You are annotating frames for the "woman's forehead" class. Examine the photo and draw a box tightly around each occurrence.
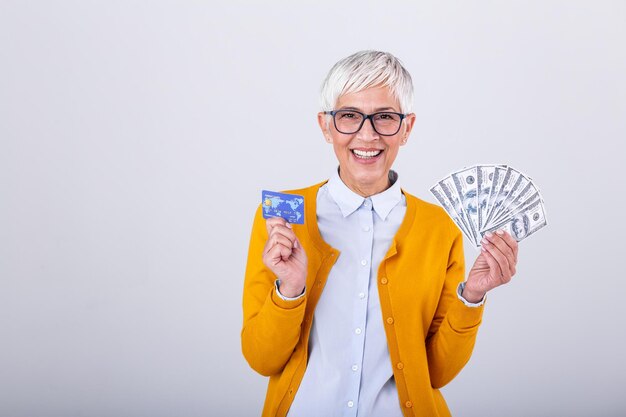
[335,86,400,111]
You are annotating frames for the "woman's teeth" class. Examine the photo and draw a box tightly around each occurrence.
[352,149,382,159]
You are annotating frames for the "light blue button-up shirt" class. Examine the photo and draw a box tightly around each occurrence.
[286,169,406,417]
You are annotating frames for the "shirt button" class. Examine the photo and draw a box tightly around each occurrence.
[355,328,362,335]
[360,259,367,266]
[386,317,394,324]
[405,401,413,408]
[358,292,365,299]
[397,362,404,370]
[347,401,354,408]
[363,225,370,232]
[380,277,388,285]
[351,364,358,371]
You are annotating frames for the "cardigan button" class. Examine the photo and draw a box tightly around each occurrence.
[405,400,413,408]
[386,317,394,324]
[380,277,388,285]
[396,362,404,370]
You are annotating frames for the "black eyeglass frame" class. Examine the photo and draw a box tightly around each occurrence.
[323,110,407,136]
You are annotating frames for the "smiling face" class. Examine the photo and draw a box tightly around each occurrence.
[318,86,415,197]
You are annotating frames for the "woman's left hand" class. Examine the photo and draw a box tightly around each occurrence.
[463,230,519,303]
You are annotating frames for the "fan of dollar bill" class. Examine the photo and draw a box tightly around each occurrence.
[430,165,548,248]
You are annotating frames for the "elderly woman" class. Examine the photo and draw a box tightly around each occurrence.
[242,51,519,417]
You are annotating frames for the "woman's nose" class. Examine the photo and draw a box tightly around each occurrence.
[356,117,380,141]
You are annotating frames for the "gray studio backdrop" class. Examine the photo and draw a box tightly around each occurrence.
[1,1,625,416]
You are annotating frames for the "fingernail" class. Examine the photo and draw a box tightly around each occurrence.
[481,246,487,252]
[481,238,489,245]
[285,222,292,229]
[496,229,504,235]
[485,232,493,237]
[294,240,299,249]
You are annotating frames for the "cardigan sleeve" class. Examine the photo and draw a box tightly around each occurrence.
[425,221,485,388]
[240,205,307,376]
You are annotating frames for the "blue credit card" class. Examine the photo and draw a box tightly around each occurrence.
[261,190,305,224]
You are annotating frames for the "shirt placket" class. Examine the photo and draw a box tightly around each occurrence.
[345,198,375,416]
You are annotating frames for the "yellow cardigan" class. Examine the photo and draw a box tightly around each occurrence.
[241,181,484,417]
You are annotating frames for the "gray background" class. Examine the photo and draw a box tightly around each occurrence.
[1,1,625,416]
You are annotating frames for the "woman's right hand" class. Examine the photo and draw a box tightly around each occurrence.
[262,217,308,298]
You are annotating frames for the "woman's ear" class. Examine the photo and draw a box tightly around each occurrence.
[317,112,333,143]
[403,113,416,137]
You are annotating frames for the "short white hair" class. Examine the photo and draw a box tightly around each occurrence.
[319,50,414,113]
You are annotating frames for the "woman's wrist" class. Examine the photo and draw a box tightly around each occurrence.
[277,281,305,298]
[461,283,486,304]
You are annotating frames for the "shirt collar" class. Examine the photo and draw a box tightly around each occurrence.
[326,167,402,221]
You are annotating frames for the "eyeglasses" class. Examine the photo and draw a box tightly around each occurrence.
[324,110,407,136]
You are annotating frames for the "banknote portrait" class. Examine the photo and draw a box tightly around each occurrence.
[511,215,529,240]
[463,188,478,216]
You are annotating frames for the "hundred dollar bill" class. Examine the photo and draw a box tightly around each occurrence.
[451,166,480,241]
[485,171,529,228]
[430,183,474,243]
[494,172,527,219]
[481,197,548,242]
[438,176,478,245]
[483,165,508,226]
[476,164,499,231]
[490,178,541,226]
[488,192,541,227]
[484,166,521,228]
